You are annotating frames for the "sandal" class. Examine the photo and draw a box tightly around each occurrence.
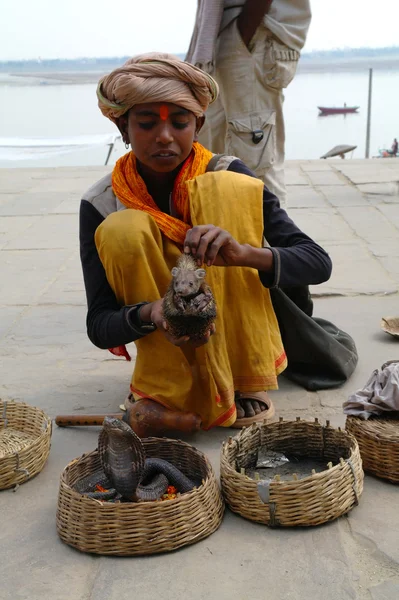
[231,391,276,429]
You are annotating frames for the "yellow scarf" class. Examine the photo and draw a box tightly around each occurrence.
[112,141,213,245]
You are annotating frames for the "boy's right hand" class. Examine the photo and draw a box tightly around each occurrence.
[149,299,215,348]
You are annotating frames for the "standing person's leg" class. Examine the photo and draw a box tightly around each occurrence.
[213,20,299,204]
[248,80,286,204]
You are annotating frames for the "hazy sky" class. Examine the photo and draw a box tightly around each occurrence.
[1,0,398,61]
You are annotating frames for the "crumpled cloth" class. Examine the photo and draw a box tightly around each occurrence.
[185,0,225,72]
[343,362,399,419]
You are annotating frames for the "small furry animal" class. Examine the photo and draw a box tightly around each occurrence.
[162,254,217,339]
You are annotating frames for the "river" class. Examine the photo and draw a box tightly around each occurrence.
[0,67,398,167]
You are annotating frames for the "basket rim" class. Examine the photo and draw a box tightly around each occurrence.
[346,414,399,443]
[0,399,51,424]
[61,437,214,506]
[0,399,52,458]
[221,418,360,488]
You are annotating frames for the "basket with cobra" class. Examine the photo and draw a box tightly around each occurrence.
[0,399,52,490]
[346,415,399,483]
[220,417,363,527]
[57,436,224,555]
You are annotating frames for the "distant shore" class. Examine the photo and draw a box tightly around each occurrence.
[1,54,399,86]
[298,55,399,73]
[0,72,104,86]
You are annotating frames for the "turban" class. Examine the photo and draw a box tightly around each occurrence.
[97,52,219,123]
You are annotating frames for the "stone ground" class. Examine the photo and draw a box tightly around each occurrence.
[0,159,398,600]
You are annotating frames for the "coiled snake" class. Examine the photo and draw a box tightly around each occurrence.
[74,417,195,501]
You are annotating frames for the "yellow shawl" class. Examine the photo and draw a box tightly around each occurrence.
[96,154,287,429]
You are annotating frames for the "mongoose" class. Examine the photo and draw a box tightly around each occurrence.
[162,254,217,339]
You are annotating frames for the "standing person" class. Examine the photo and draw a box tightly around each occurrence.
[389,138,398,156]
[186,0,312,203]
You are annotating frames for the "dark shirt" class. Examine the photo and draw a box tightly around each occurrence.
[80,158,332,349]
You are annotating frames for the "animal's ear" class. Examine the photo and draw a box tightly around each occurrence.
[171,267,179,276]
[195,269,206,280]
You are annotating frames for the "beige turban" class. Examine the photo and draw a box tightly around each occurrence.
[97,52,219,123]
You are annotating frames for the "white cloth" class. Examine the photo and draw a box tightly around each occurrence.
[185,0,225,72]
[343,362,399,420]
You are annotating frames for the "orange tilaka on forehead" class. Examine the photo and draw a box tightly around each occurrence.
[159,104,169,121]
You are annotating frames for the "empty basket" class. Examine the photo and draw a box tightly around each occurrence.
[221,417,363,527]
[0,399,52,490]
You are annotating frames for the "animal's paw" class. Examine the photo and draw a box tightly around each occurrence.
[190,292,212,312]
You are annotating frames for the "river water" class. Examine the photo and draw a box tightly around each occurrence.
[0,68,398,167]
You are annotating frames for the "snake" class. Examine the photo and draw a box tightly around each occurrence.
[73,416,195,502]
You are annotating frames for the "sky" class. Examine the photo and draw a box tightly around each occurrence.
[1,0,398,61]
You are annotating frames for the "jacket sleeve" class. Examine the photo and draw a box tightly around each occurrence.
[227,159,332,288]
[79,200,150,349]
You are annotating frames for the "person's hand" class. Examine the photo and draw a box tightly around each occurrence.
[186,322,216,348]
[184,225,248,267]
[149,299,216,347]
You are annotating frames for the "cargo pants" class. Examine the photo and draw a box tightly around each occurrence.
[198,18,300,204]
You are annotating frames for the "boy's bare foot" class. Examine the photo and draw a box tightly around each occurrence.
[232,391,275,428]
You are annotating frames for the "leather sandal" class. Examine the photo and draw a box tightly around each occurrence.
[231,391,276,429]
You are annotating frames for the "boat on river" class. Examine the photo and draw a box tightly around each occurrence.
[320,144,357,159]
[318,106,359,116]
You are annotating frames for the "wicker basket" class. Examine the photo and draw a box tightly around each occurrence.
[346,415,399,483]
[221,417,363,527]
[0,399,52,490]
[57,437,224,555]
